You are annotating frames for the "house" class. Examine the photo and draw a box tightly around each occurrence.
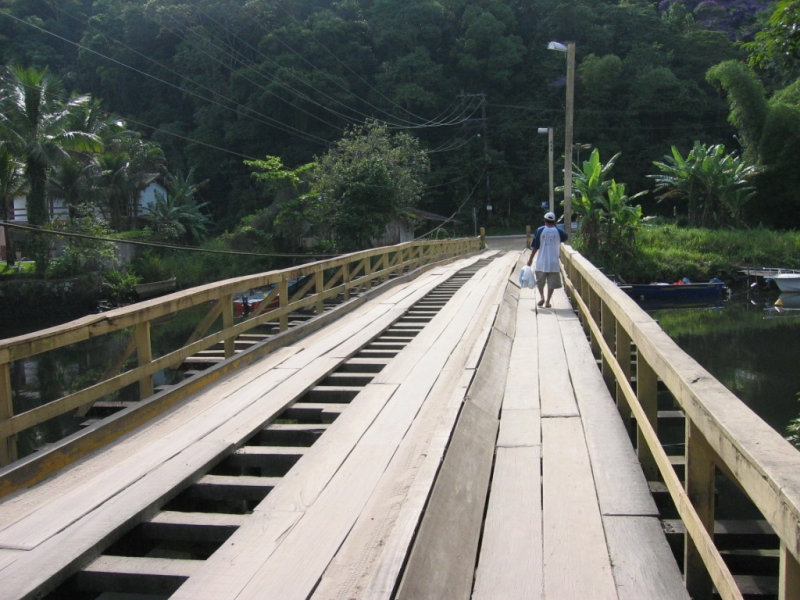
[1,182,167,261]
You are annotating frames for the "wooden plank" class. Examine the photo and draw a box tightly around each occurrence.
[140,511,245,542]
[236,272,506,600]
[170,383,401,600]
[502,296,539,411]
[312,262,508,599]
[359,372,474,600]
[0,440,227,600]
[472,445,543,600]
[396,400,498,600]
[179,260,506,600]
[537,309,578,417]
[233,360,473,600]
[496,408,540,447]
[542,417,617,599]
[604,516,690,600]
[559,316,658,517]
[0,365,298,549]
[83,556,203,580]
[0,346,299,527]
[371,260,495,385]
[311,368,471,600]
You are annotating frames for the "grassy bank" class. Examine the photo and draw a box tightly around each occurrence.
[575,224,800,283]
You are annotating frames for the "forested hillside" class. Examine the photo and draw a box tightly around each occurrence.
[1,0,794,236]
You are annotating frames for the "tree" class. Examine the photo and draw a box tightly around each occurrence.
[142,170,209,244]
[743,0,800,73]
[0,66,102,273]
[95,136,166,231]
[0,145,26,266]
[571,149,645,260]
[649,142,759,228]
[312,120,429,251]
[707,60,800,226]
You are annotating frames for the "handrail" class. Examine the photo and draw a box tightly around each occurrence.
[0,238,480,469]
[561,245,800,600]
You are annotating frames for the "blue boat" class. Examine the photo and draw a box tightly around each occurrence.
[620,279,726,308]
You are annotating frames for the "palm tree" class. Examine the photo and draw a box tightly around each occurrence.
[95,136,165,231]
[0,145,26,267]
[649,142,759,228]
[0,66,103,273]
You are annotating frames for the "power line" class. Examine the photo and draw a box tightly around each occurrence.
[0,72,262,162]
[1,221,339,258]
[0,8,332,146]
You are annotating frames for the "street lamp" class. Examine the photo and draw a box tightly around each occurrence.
[574,142,592,167]
[537,127,554,213]
[549,40,575,237]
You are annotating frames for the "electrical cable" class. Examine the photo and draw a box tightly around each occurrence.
[272,0,461,127]
[0,8,332,146]
[172,3,484,130]
[415,169,486,241]
[0,72,262,162]
[1,221,339,258]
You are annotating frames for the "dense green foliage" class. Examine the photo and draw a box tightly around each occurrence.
[571,149,644,261]
[649,141,759,228]
[584,223,800,283]
[0,0,776,238]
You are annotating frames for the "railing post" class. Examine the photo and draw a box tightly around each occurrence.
[600,302,616,392]
[525,225,531,249]
[615,323,633,431]
[135,322,154,399]
[0,361,17,466]
[279,279,289,331]
[221,294,235,359]
[479,227,486,249]
[315,269,324,314]
[343,262,351,301]
[636,355,658,480]
[589,288,601,356]
[685,420,716,600]
[779,541,800,600]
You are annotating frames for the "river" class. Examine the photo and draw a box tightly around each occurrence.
[650,288,800,440]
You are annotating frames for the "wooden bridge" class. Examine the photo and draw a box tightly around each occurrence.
[1,238,800,599]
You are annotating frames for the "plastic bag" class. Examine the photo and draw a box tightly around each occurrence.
[518,265,536,289]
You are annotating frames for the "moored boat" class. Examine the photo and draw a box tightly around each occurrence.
[620,279,726,308]
[771,273,800,293]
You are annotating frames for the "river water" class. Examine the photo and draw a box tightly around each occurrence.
[650,288,800,439]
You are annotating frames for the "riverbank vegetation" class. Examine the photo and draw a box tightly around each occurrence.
[580,224,800,283]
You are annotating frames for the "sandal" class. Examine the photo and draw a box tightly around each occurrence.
[537,300,545,307]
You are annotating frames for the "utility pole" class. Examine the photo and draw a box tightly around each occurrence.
[459,92,491,225]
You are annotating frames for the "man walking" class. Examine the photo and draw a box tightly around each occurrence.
[527,211,568,308]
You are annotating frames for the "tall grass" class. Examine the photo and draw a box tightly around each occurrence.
[580,224,800,282]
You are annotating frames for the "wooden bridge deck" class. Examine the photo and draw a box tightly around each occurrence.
[0,251,687,599]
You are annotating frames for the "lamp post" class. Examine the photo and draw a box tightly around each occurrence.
[574,142,592,168]
[548,40,575,237]
[537,127,554,214]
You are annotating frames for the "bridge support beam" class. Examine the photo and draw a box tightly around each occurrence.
[685,420,715,600]
[614,322,632,433]
[780,541,800,600]
[135,322,154,399]
[600,302,615,393]
[221,294,234,359]
[636,356,658,480]
[0,362,17,465]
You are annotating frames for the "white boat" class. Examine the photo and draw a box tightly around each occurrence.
[772,273,800,292]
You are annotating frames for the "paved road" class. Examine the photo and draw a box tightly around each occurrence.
[485,235,529,252]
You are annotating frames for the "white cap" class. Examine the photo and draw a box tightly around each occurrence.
[544,212,556,222]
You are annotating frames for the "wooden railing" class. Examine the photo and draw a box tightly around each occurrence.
[561,246,800,600]
[0,238,480,471]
